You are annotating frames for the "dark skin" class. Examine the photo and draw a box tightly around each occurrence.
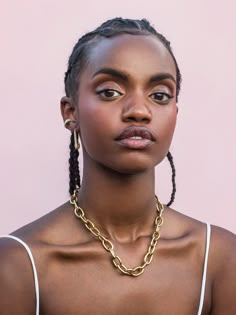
[0,34,236,315]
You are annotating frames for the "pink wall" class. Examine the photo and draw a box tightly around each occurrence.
[1,0,235,234]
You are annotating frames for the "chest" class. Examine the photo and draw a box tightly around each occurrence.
[38,252,211,315]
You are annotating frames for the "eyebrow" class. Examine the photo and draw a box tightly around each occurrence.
[92,67,176,84]
[92,68,128,80]
[149,73,176,84]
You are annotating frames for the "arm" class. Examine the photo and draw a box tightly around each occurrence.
[210,226,236,314]
[0,238,36,314]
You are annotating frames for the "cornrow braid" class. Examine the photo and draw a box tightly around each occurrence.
[69,132,80,195]
[64,17,182,102]
[166,151,176,207]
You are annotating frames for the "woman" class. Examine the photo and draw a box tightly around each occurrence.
[0,18,235,315]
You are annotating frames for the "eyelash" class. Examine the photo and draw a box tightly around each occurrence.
[96,89,174,105]
[150,92,174,105]
[96,89,123,100]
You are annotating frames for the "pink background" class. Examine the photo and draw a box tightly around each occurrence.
[1,1,235,234]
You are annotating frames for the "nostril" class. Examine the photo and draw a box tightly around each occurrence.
[125,115,150,122]
[122,97,152,123]
[123,109,152,123]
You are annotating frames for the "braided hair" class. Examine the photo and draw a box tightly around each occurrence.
[65,17,181,205]
[166,152,176,206]
[69,133,80,195]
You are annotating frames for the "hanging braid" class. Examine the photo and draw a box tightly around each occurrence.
[166,152,176,206]
[69,132,80,195]
[65,18,181,203]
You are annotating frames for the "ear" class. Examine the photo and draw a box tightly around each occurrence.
[60,96,78,131]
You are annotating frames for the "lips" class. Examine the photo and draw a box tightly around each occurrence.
[115,126,155,149]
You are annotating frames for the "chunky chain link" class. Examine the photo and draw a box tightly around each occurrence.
[70,190,164,277]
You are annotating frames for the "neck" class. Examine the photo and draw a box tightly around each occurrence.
[77,160,157,242]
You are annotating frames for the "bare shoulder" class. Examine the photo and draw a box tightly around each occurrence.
[165,207,236,314]
[0,201,75,314]
[5,200,80,246]
[208,225,236,314]
[163,206,210,239]
[208,224,236,277]
[165,205,235,239]
[210,224,236,266]
[165,206,236,264]
[0,236,37,314]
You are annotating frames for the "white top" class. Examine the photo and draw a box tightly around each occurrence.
[0,222,211,315]
[197,222,211,315]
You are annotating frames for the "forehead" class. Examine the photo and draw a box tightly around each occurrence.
[83,34,176,80]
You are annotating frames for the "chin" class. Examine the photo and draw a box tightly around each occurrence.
[102,156,162,176]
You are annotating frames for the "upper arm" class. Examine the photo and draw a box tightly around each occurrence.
[0,238,36,315]
[209,227,236,314]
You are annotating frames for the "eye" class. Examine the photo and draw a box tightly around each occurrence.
[150,92,174,105]
[96,89,123,100]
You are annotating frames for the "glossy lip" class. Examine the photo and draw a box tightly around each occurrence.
[115,126,156,149]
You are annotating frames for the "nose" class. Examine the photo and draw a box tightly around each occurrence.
[122,94,152,123]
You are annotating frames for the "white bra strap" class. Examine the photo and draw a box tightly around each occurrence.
[197,223,211,315]
[0,235,39,315]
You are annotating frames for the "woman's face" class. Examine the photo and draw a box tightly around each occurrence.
[76,34,177,174]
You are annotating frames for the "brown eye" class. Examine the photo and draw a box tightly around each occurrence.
[96,89,123,100]
[150,92,173,105]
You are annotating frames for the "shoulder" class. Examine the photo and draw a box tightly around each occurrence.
[207,225,236,314]
[165,207,236,314]
[203,224,236,281]
[164,206,235,240]
[164,207,236,274]
[0,235,37,314]
[163,206,209,240]
[208,224,236,276]
[0,201,74,314]
[210,224,236,262]
[165,206,236,262]
[9,200,76,246]
[0,199,89,313]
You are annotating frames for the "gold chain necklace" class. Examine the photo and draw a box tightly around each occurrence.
[70,189,164,277]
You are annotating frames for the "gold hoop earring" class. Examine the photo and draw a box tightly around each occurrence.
[64,118,71,128]
[64,119,76,128]
[74,129,80,150]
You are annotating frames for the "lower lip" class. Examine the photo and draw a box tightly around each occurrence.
[116,138,153,149]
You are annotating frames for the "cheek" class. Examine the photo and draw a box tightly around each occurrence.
[158,107,177,138]
[155,107,177,157]
[77,99,118,151]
